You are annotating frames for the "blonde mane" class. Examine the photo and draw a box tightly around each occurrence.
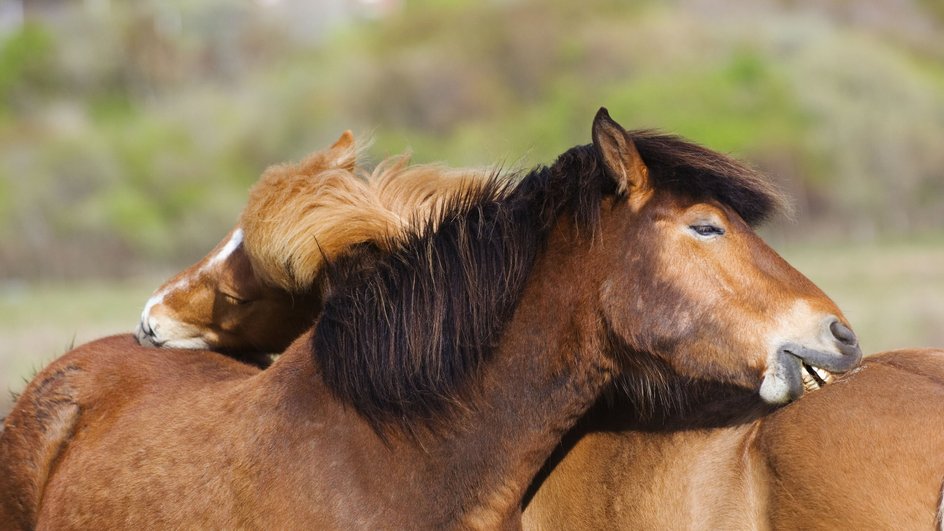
[240,132,491,291]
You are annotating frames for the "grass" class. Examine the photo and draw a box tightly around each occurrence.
[2,238,942,418]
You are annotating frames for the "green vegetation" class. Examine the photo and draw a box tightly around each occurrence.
[1,0,943,279]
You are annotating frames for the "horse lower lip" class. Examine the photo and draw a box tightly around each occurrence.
[763,345,850,403]
[760,351,804,404]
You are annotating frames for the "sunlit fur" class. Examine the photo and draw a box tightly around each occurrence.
[240,139,492,292]
[523,348,944,530]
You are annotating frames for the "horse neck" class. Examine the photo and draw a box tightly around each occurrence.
[523,417,770,529]
[416,223,616,527]
[263,221,617,529]
[523,384,773,528]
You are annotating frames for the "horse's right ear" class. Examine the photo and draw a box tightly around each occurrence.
[329,130,357,172]
[591,108,649,196]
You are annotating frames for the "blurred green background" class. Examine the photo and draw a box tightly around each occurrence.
[1,0,943,416]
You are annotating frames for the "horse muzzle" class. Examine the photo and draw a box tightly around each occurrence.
[135,314,212,350]
[759,320,862,404]
[135,320,162,347]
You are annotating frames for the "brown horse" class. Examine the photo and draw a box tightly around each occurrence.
[133,118,939,528]
[522,348,944,530]
[0,110,859,529]
[135,131,486,361]
[137,128,944,527]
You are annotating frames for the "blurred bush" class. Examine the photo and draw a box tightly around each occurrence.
[0,0,942,280]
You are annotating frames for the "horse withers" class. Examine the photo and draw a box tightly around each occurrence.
[1,110,859,529]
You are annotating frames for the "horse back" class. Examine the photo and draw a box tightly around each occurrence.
[757,348,944,530]
[0,334,258,530]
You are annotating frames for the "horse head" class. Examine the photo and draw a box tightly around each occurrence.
[588,109,861,404]
[134,131,362,353]
[135,131,488,356]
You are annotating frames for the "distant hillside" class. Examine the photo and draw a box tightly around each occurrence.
[1,0,942,279]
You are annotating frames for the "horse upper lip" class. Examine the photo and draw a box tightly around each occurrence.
[781,342,862,373]
[134,324,163,348]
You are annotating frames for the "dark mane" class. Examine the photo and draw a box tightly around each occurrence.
[313,146,612,434]
[313,132,785,434]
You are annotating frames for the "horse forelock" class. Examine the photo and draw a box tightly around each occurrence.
[242,167,396,291]
[627,130,790,225]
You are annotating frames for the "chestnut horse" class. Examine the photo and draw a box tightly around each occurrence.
[130,118,940,528]
[133,129,944,528]
[139,135,944,529]
[135,130,487,360]
[0,110,859,529]
[521,347,944,530]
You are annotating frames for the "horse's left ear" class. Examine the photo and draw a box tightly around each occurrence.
[328,130,358,172]
[592,108,649,195]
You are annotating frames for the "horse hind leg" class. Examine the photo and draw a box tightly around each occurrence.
[0,363,82,530]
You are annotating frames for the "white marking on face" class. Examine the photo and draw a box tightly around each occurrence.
[140,276,189,322]
[137,228,242,349]
[141,292,165,323]
[137,274,192,348]
[204,228,243,269]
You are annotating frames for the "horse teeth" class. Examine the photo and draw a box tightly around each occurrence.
[813,367,833,384]
[801,364,834,392]
[801,371,820,391]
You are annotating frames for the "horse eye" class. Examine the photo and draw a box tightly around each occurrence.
[221,293,252,306]
[689,224,725,237]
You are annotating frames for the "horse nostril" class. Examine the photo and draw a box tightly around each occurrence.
[829,320,857,347]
